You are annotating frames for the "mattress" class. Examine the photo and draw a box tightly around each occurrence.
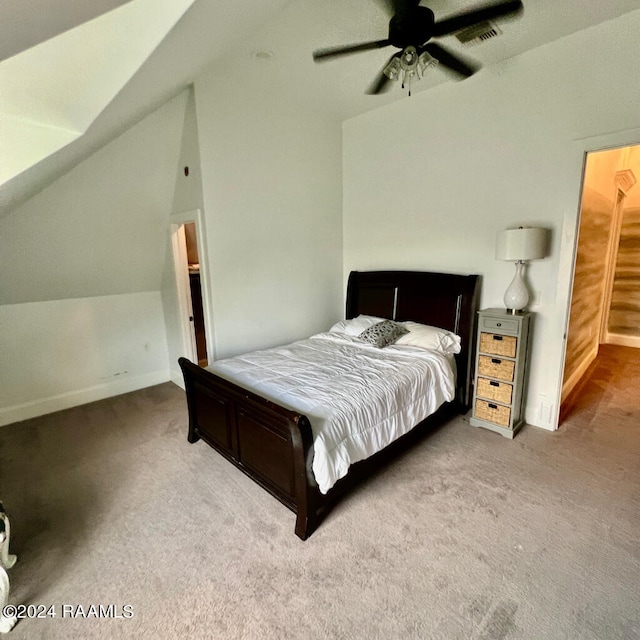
[208,331,456,494]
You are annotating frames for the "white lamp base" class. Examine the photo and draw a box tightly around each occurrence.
[503,261,529,313]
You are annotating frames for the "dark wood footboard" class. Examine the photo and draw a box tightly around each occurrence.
[179,358,462,540]
[178,357,322,539]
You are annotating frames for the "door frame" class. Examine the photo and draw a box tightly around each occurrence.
[171,223,197,363]
[556,127,640,424]
[169,208,214,367]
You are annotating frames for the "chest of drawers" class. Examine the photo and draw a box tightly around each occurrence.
[470,309,532,439]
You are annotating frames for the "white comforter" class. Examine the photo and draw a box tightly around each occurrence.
[208,332,456,494]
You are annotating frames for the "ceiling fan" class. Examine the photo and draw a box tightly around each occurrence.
[313,0,524,94]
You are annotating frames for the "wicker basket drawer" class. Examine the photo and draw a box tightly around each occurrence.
[477,377,513,405]
[478,355,516,381]
[474,399,511,427]
[479,332,517,358]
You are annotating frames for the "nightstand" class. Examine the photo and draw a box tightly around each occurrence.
[469,308,532,439]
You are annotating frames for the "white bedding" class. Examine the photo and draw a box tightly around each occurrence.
[208,332,456,494]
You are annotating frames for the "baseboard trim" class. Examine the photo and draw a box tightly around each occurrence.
[170,368,185,390]
[561,345,599,404]
[0,369,171,428]
[603,333,640,348]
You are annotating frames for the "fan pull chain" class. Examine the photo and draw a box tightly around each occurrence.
[402,70,414,97]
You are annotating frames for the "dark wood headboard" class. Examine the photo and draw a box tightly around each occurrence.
[345,270,481,409]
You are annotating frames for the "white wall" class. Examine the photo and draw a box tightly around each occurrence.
[0,93,187,304]
[343,10,640,430]
[193,67,344,359]
[0,56,345,425]
[170,87,205,216]
[0,94,187,425]
[162,87,207,385]
[0,293,169,426]
[7,9,639,431]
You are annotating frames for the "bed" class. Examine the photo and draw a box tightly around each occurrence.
[179,270,480,539]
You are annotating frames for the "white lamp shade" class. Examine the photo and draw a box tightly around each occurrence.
[496,227,548,261]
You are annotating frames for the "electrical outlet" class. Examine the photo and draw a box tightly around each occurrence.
[540,402,553,424]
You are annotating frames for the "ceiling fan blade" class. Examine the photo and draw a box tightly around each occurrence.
[395,0,422,11]
[423,42,478,78]
[432,0,523,37]
[366,52,400,95]
[313,39,391,62]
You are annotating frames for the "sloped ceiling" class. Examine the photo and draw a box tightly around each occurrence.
[0,0,132,62]
[233,0,640,120]
[2,0,640,216]
[0,0,195,185]
[0,93,188,305]
[0,0,291,215]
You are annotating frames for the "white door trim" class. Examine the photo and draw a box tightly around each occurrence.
[171,223,197,363]
[169,208,215,364]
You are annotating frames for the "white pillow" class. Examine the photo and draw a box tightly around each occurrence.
[395,321,461,354]
[329,315,385,336]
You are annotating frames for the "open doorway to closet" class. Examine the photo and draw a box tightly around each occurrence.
[560,144,640,422]
[171,219,209,367]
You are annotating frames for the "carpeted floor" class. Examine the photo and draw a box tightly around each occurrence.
[1,345,639,639]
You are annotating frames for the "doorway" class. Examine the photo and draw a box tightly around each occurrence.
[184,222,208,366]
[171,212,210,368]
[560,144,640,421]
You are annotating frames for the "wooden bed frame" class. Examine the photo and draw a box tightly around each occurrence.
[179,270,480,539]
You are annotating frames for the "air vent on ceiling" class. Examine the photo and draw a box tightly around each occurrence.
[455,21,502,47]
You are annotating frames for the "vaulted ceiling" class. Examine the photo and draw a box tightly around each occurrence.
[2,0,639,215]
[0,0,196,186]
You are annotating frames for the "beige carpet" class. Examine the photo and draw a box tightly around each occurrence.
[1,346,639,639]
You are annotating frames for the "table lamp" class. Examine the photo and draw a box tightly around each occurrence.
[496,227,548,313]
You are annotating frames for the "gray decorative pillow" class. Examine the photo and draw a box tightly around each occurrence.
[358,320,409,348]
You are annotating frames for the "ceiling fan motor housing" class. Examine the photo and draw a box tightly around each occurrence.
[389,6,435,49]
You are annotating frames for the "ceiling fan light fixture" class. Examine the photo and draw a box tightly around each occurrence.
[400,45,418,70]
[418,51,438,74]
[384,46,437,96]
[383,57,402,81]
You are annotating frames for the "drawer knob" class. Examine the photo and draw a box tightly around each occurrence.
[493,335,503,341]
[491,358,501,364]
[488,403,498,409]
[496,322,502,327]
[490,381,499,387]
